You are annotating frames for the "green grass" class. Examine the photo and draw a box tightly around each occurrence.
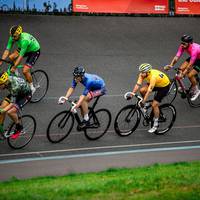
[0,161,200,200]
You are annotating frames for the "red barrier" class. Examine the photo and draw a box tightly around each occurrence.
[73,0,169,14]
[175,0,200,15]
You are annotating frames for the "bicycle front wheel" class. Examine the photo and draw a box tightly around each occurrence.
[154,104,176,135]
[31,69,49,103]
[114,105,141,136]
[84,108,111,140]
[47,111,74,143]
[7,115,36,149]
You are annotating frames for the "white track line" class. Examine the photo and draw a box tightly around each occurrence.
[1,140,200,158]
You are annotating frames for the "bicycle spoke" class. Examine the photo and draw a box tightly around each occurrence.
[154,104,176,135]
[114,105,140,136]
[7,115,36,149]
[84,108,111,140]
[31,70,49,103]
[47,111,74,143]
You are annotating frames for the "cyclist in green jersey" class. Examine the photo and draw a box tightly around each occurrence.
[0,25,40,94]
[0,71,31,139]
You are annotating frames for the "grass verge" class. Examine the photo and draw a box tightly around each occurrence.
[0,161,200,200]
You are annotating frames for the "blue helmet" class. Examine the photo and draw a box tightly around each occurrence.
[73,66,85,77]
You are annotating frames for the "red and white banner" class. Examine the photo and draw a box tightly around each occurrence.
[73,0,169,14]
[175,0,200,15]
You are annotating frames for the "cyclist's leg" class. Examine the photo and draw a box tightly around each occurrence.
[0,97,10,134]
[79,88,106,127]
[8,50,19,62]
[188,64,200,100]
[23,50,40,93]
[139,84,148,97]
[179,59,189,73]
[148,85,169,133]
[7,96,27,138]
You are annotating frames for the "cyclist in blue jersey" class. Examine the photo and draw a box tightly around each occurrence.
[58,66,106,128]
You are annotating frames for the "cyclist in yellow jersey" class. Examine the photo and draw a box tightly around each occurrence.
[127,63,170,133]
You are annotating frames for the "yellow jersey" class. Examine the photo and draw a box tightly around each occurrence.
[144,69,170,88]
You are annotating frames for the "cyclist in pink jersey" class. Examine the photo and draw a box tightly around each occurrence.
[164,35,200,101]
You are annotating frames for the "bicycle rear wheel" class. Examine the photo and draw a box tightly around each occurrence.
[47,111,74,143]
[163,80,178,104]
[31,69,49,103]
[153,104,176,135]
[84,108,111,140]
[114,105,141,136]
[7,115,36,149]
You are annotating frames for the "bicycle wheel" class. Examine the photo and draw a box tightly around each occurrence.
[153,104,176,135]
[163,80,178,104]
[7,115,36,149]
[47,111,74,143]
[31,69,49,103]
[84,108,111,140]
[114,105,141,136]
[187,75,200,107]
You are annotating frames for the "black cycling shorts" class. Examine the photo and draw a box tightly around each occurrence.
[153,84,170,103]
[186,57,200,72]
[17,49,40,67]
[6,92,32,109]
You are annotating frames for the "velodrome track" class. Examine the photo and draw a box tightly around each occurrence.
[0,14,200,181]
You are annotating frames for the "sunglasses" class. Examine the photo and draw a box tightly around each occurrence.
[181,42,188,45]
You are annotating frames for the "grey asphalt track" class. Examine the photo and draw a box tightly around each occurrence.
[0,14,200,181]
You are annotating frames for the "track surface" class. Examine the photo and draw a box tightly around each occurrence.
[0,15,200,181]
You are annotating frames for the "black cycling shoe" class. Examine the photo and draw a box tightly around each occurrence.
[78,120,90,129]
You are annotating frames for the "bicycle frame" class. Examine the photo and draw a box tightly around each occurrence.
[67,96,102,129]
[0,58,22,76]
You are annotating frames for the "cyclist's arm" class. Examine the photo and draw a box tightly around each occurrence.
[169,56,179,67]
[1,50,10,60]
[12,55,23,70]
[0,37,13,64]
[65,87,74,99]
[143,77,156,102]
[132,74,143,94]
[75,94,85,109]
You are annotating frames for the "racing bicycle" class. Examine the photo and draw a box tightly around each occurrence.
[164,67,200,107]
[0,58,49,103]
[47,95,111,142]
[114,92,176,136]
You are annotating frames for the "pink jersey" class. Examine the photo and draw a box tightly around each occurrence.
[176,42,200,64]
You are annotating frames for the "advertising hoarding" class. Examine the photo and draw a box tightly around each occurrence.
[73,0,169,14]
[175,0,200,15]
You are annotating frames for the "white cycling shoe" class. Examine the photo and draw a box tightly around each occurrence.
[148,126,158,133]
[191,90,200,101]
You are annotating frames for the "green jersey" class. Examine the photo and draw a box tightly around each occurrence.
[6,32,40,57]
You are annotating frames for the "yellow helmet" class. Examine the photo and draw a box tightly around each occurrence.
[10,25,23,37]
[0,72,9,85]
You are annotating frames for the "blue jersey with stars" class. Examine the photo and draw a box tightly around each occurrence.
[71,73,105,96]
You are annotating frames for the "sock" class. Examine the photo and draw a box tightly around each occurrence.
[29,83,35,90]
[0,124,4,134]
[84,114,89,121]
[153,118,159,127]
[15,123,23,131]
[195,85,199,91]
